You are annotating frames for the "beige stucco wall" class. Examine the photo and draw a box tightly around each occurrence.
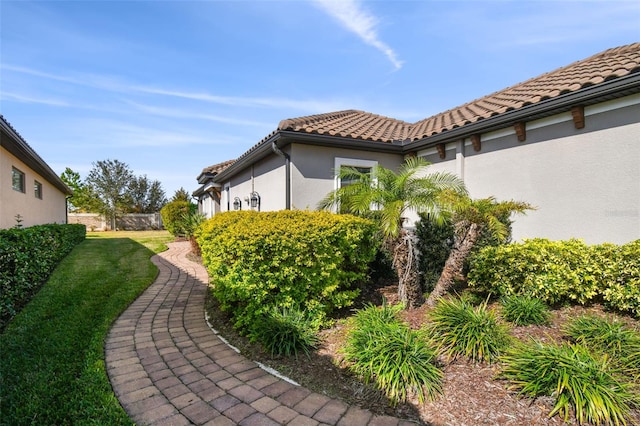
[1,147,68,229]
[290,143,404,211]
[418,94,640,244]
[221,154,286,212]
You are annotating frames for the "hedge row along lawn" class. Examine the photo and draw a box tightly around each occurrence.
[0,230,173,426]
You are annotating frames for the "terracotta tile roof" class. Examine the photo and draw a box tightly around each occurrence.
[408,42,640,140]
[276,43,640,143]
[201,159,236,175]
[278,110,412,143]
[211,43,639,181]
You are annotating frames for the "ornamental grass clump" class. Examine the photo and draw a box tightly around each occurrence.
[426,297,511,363]
[500,341,636,425]
[343,303,443,405]
[500,295,551,326]
[249,306,320,359]
[564,315,640,384]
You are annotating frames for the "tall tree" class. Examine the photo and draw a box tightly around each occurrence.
[172,187,191,203]
[425,195,533,307]
[319,157,467,308]
[86,159,134,229]
[60,167,101,212]
[126,175,167,213]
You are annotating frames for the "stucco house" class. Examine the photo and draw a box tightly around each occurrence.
[1,115,72,229]
[194,43,640,245]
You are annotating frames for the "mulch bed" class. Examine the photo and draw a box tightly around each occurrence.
[193,252,639,426]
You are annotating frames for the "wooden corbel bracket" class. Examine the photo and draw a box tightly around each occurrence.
[514,122,526,142]
[571,105,585,129]
[470,134,481,152]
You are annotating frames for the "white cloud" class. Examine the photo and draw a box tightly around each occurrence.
[2,63,349,113]
[313,0,403,70]
[1,91,70,107]
[130,86,349,113]
[124,101,273,128]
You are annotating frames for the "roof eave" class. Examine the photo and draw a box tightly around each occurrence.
[213,133,282,182]
[1,119,73,196]
[407,73,640,151]
[212,131,404,183]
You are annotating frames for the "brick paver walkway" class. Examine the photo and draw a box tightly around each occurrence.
[106,241,415,425]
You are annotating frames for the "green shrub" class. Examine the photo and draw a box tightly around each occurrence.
[343,303,443,404]
[416,212,512,294]
[564,315,640,383]
[500,341,636,425]
[601,240,640,316]
[159,200,196,236]
[249,306,320,358]
[415,216,454,293]
[426,297,511,363]
[196,211,379,333]
[501,295,550,326]
[468,239,640,316]
[0,224,86,329]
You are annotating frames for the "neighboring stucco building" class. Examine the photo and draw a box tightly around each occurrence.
[194,43,640,245]
[1,115,72,229]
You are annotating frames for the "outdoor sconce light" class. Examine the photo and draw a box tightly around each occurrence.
[250,191,260,209]
[233,197,241,210]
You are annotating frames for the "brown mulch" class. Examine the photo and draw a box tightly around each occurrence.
[191,253,639,426]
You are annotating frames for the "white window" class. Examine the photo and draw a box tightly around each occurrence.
[333,158,378,213]
[333,158,378,189]
[12,167,25,193]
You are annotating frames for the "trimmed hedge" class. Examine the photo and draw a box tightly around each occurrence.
[159,200,195,237]
[196,211,379,333]
[468,239,640,316]
[0,224,86,329]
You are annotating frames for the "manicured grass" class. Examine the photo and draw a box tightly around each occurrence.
[0,231,173,425]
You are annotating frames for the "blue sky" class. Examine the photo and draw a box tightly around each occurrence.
[2,0,639,198]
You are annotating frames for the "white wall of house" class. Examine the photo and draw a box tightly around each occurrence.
[197,192,218,218]
[290,143,404,211]
[222,154,287,212]
[1,147,68,229]
[418,94,640,244]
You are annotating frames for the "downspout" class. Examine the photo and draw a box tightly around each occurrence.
[271,142,291,210]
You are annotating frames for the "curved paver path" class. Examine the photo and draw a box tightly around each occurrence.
[106,241,415,426]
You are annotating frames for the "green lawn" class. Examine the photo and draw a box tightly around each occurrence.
[0,231,173,426]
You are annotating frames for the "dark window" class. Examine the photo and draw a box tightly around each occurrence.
[12,167,25,193]
[339,166,371,214]
[339,166,371,187]
[34,180,43,199]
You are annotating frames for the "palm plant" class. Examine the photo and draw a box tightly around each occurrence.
[425,195,533,306]
[318,157,466,308]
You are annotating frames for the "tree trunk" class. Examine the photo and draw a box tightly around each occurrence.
[388,229,423,308]
[425,223,481,307]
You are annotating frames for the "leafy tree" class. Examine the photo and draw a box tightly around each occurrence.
[425,195,533,307]
[319,157,467,308]
[172,187,191,203]
[60,168,101,212]
[126,175,167,213]
[85,159,134,229]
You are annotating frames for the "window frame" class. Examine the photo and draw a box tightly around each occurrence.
[12,167,25,193]
[34,180,43,199]
[332,157,378,213]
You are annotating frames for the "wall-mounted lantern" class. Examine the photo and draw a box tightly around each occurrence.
[233,197,242,211]
[250,191,260,209]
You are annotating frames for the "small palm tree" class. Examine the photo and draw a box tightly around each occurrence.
[425,195,533,306]
[318,157,466,308]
